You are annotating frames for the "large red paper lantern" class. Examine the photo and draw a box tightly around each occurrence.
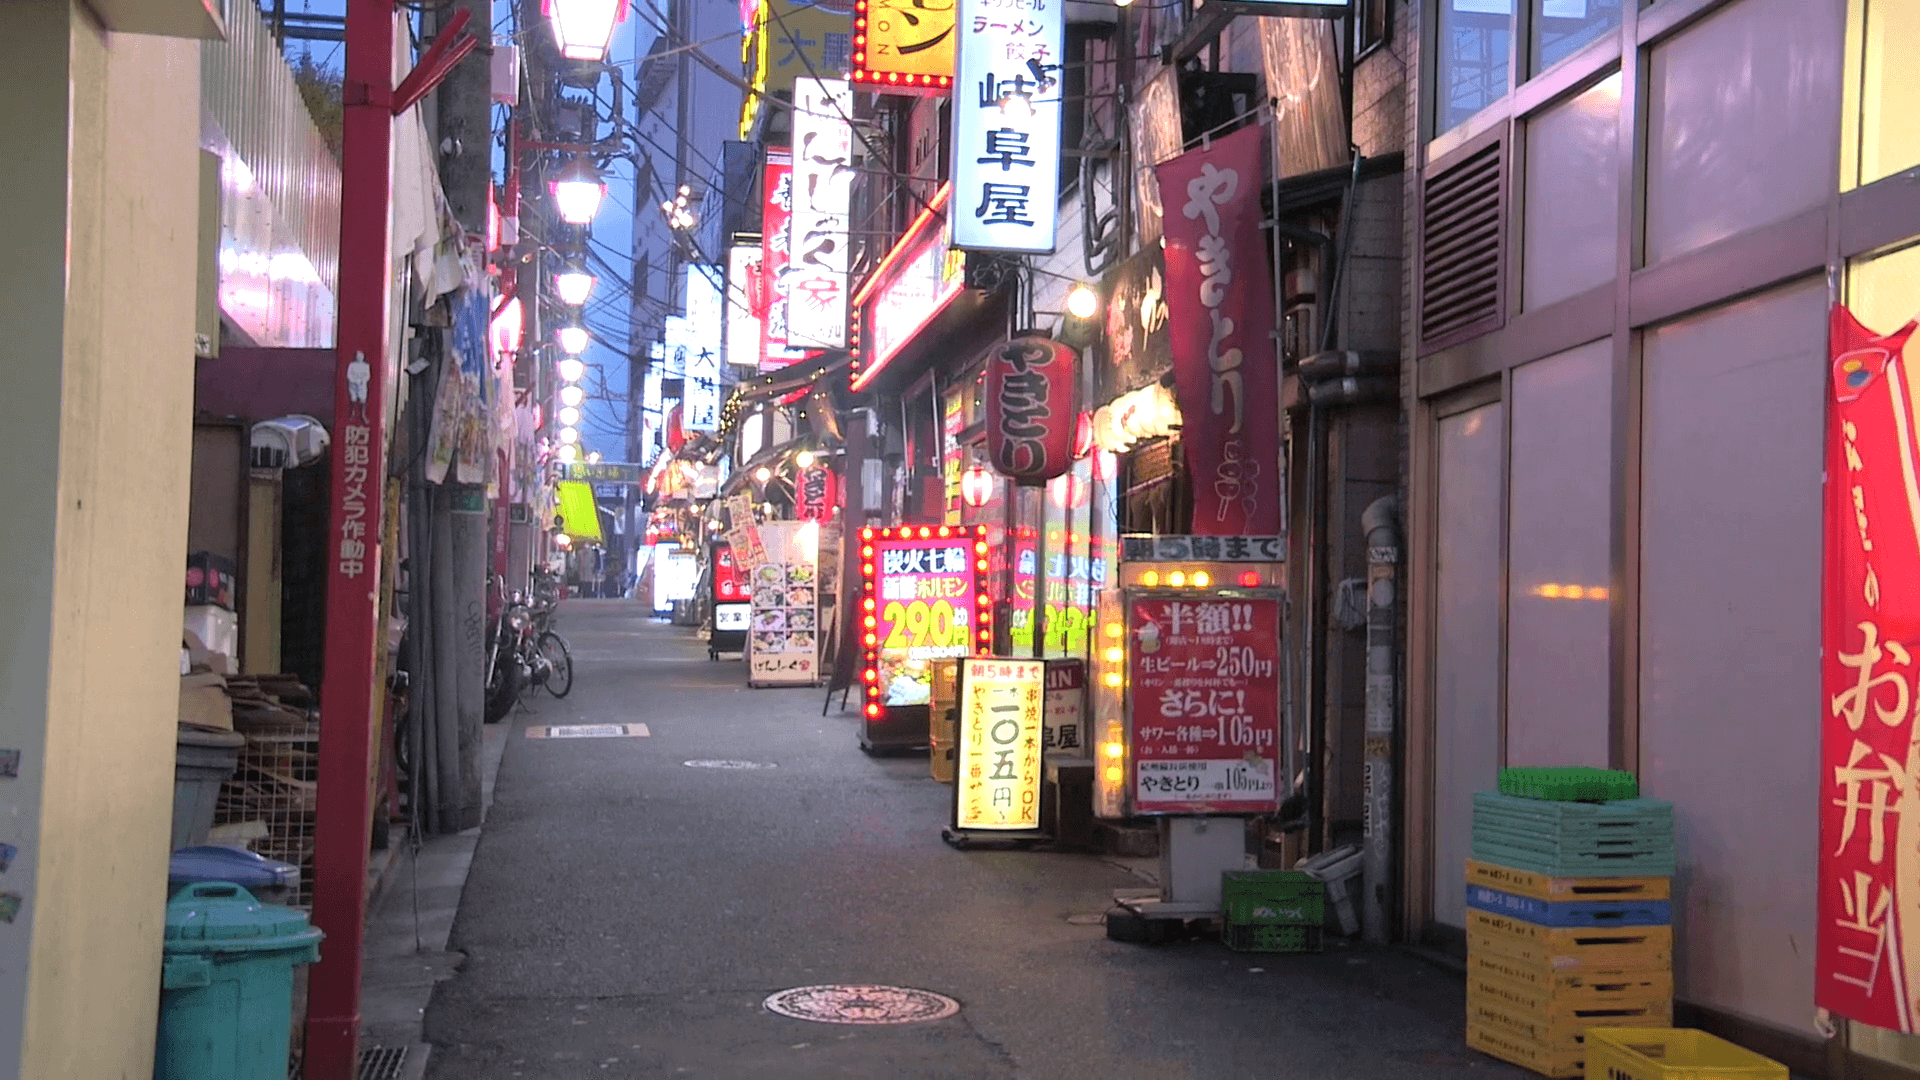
[985,335,1078,484]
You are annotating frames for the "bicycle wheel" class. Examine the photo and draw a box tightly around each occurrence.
[537,632,573,698]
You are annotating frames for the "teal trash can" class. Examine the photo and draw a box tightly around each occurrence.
[157,882,323,1080]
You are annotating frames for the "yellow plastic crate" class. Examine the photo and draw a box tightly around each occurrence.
[1467,859,1672,902]
[1468,1020,1586,1078]
[1583,1028,1787,1080]
[1469,968,1672,1015]
[1468,994,1671,1048]
[1470,911,1674,971]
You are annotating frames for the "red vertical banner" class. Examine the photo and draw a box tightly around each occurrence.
[760,149,801,371]
[1819,303,1920,1032]
[1155,125,1282,535]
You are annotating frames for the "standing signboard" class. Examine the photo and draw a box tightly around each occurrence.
[1043,658,1086,757]
[748,521,821,686]
[1125,591,1282,814]
[945,657,1046,845]
[858,525,991,750]
[710,540,750,657]
[1817,304,1920,1029]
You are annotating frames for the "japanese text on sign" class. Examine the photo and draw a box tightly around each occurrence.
[957,658,1044,830]
[868,535,982,706]
[1818,305,1920,1031]
[748,522,821,686]
[950,0,1062,253]
[788,79,854,349]
[1127,594,1282,814]
[338,422,373,578]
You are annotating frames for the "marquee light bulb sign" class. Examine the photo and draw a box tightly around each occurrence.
[859,525,991,719]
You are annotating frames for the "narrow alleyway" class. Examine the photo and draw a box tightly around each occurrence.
[422,601,1523,1079]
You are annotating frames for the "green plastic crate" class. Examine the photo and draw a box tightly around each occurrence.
[1222,870,1325,929]
[1499,766,1639,802]
[1224,923,1323,953]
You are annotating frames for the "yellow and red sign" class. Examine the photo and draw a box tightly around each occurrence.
[1819,303,1920,1030]
[851,0,955,93]
[859,525,989,713]
[956,657,1043,830]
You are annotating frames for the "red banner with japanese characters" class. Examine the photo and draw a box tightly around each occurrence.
[1155,125,1283,536]
[759,149,806,370]
[1126,593,1281,814]
[1819,303,1920,1031]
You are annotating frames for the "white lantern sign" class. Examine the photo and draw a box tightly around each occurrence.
[950,0,1064,254]
[787,79,855,349]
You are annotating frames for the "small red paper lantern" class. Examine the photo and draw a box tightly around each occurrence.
[960,465,995,508]
[985,335,1078,484]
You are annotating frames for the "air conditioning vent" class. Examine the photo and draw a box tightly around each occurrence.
[1419,139,1505,347]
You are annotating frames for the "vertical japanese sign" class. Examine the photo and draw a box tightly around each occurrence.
[726,243,764,369]
[851,0,956,92]
[794,464,838,521]
[1157,125,1284,535]
[1819,304,1920,1032]
[950,0,1063,254]
[1043,658,1086,756]
[749,521,821,685]
[683,265,724,431]
[956,658,1044,830]
[759,149,809,370]
[1126,593,1282,813]
[862,527,989,709]
[788,79,855,350]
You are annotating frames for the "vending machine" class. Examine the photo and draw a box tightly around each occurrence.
[1090,534,1289,925]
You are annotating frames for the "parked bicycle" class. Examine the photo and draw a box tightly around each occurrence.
[483,575,574,723]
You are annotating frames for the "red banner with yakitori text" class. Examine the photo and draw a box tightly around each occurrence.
[1819,303,1920,1032]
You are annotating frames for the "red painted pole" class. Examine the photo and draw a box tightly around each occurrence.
[306,0,395,1074]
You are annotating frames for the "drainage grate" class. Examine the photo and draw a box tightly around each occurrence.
[763,985,960,1025]
[359,1044,410,1080]
[290,1045,409,1080]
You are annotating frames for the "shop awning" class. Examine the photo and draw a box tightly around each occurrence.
[718,350,853,436]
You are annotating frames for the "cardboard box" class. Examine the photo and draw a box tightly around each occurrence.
[179,672,234,730]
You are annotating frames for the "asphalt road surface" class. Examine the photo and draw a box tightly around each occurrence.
[423,600,1524,1079]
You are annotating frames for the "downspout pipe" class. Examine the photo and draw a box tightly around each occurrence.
[1361,493,1400,944]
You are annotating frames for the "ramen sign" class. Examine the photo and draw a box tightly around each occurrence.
[985,336,1078,484]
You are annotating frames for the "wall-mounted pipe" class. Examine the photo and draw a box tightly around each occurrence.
[1361,493,1400,944]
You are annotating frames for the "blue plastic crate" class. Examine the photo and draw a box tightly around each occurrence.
[1465,884,1671,928]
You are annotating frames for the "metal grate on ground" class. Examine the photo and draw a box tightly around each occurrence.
[288,1044,409,1080]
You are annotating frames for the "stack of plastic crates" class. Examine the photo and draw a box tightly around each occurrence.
[1221,870,1325,953]
[1466,768,1675,1078]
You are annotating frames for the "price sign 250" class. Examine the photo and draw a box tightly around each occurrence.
[882,599,967,650]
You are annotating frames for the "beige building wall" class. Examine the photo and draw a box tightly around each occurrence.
[0,1,201,1075]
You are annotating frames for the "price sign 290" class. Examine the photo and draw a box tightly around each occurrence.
[881,599,968,656]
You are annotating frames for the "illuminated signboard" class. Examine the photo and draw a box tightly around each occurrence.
[950,0,1063,253]
[788,79,855,349]
[850,0,955,93]
[760,148,811,370]
[851,186,965,391]
[682,265,724,431]
[725,244,763,369]
[1125,592,1283,814]
[748,521,820,686]
[859,525,990,714]
[740,0,855,138]
[955,657,1044,831]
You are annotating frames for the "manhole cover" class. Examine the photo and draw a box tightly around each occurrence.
[763,985,960,1025]
[685,759,777,769]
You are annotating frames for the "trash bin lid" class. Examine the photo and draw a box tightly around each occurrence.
[164,882,323,954]
[169,845,298,891]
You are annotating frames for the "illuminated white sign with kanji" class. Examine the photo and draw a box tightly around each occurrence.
[725,244,763,369]
[788,78,854,349]
[950,0,1063,254]
[682,265,723,431]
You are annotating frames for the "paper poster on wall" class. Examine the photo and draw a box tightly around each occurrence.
[955,657,1044,831]
[748,521,821,686]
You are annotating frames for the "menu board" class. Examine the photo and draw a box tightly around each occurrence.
[1126,593,1282,814]
[868,532,984,706]
[748,522,820,685]
[1042,658,1087,757]
[956,658,1044,831]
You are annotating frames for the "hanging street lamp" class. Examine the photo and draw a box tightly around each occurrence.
[557,357,587,383]
[558,384,585,407]
[543,0,627,62]
[557,325,590,354]
[555,266,595,306]
[557,406,581,427]
[559,427,580,445]
[551,157,607,225]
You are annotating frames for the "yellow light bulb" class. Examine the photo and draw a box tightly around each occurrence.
[1103,672,1123,688]
[1103,766,1124,785]
[1168,571,1186,587]
[1104,647,1123,663]
[1105,623,1123,638]
[1141,570,1159,586]
[1102,742,1124,759]
[1192,571,1210,588]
